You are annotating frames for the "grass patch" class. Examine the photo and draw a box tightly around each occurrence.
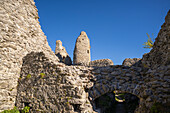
[1,106,30,113]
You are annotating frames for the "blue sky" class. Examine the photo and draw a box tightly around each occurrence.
[35,0,170,65]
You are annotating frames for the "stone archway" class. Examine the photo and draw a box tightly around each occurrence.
[88,65,143,100]
[87,65,143,113]
[92,91,140,113]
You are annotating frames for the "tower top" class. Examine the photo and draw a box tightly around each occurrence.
[80,31,87,36]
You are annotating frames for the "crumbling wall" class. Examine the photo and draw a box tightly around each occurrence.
[0,0,169,112]
[122,58,141,67]
[142,10,170,68]
[16,52,95,113]
[138,10,170,113]
[55,40,72,65]
[0,0,58,111]
[90,59,114,67]
[16,51,170,112]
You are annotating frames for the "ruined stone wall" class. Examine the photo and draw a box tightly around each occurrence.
[16,52,170,113]
[138,10,170,113]
[90,64,170,113]
[16,52,143,113]
[0,0,58,111]
[0,0,169,112]
[90,59,114,67]
[122,58,141,67]
[142,10,170,68]
[16,52,95,113]
[15,10,170,113]
[55,40,72,65]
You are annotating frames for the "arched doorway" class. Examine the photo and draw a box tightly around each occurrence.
[92,91,140,113]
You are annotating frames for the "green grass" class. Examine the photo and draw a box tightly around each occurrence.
[1,106,30,113]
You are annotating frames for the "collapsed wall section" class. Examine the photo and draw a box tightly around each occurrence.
[16,52,95,113]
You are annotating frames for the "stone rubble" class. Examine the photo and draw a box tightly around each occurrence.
[55,40,72,65]
[90,59,114,67]
[122,58,141,67]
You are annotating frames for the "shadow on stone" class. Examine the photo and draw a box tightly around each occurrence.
[93,92,139,113]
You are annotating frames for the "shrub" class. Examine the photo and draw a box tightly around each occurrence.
[143,33,154,49]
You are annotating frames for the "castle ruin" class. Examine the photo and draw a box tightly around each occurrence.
[73,31,91,65]
[55,40,72,65]
[55,31,113,67]
[0,0,170,112]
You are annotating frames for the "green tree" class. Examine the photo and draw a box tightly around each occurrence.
[143,33,154,49]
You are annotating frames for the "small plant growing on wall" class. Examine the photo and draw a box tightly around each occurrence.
[18,77,22,80]
[26,74,31,79]
[21,106,30,113]
[1,106,30,113]
[143,33,154,49]
[40,73,45,78]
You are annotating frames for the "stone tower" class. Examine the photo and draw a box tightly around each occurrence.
[55,40,72,65]
[73,31,91,65]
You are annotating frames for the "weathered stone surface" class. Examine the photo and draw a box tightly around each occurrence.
[15,49,170,112]
[16,52,95,113]
[90,59,114,67]
[55,40,72,65]
[0,0,59,111]
[0,0,169,112]
[142,10,170,68]
[73,31,91,65]
[122,58,141,67]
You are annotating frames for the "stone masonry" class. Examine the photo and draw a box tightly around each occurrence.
[0,0,59,111]
[15,10,170,113]
[90,59,114,67]
[0,0,170,112]
[73,31,91,65]
[15,10,170,112]
[122,58,141,67]
[55,40,72,65]
[16,52,95,113]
